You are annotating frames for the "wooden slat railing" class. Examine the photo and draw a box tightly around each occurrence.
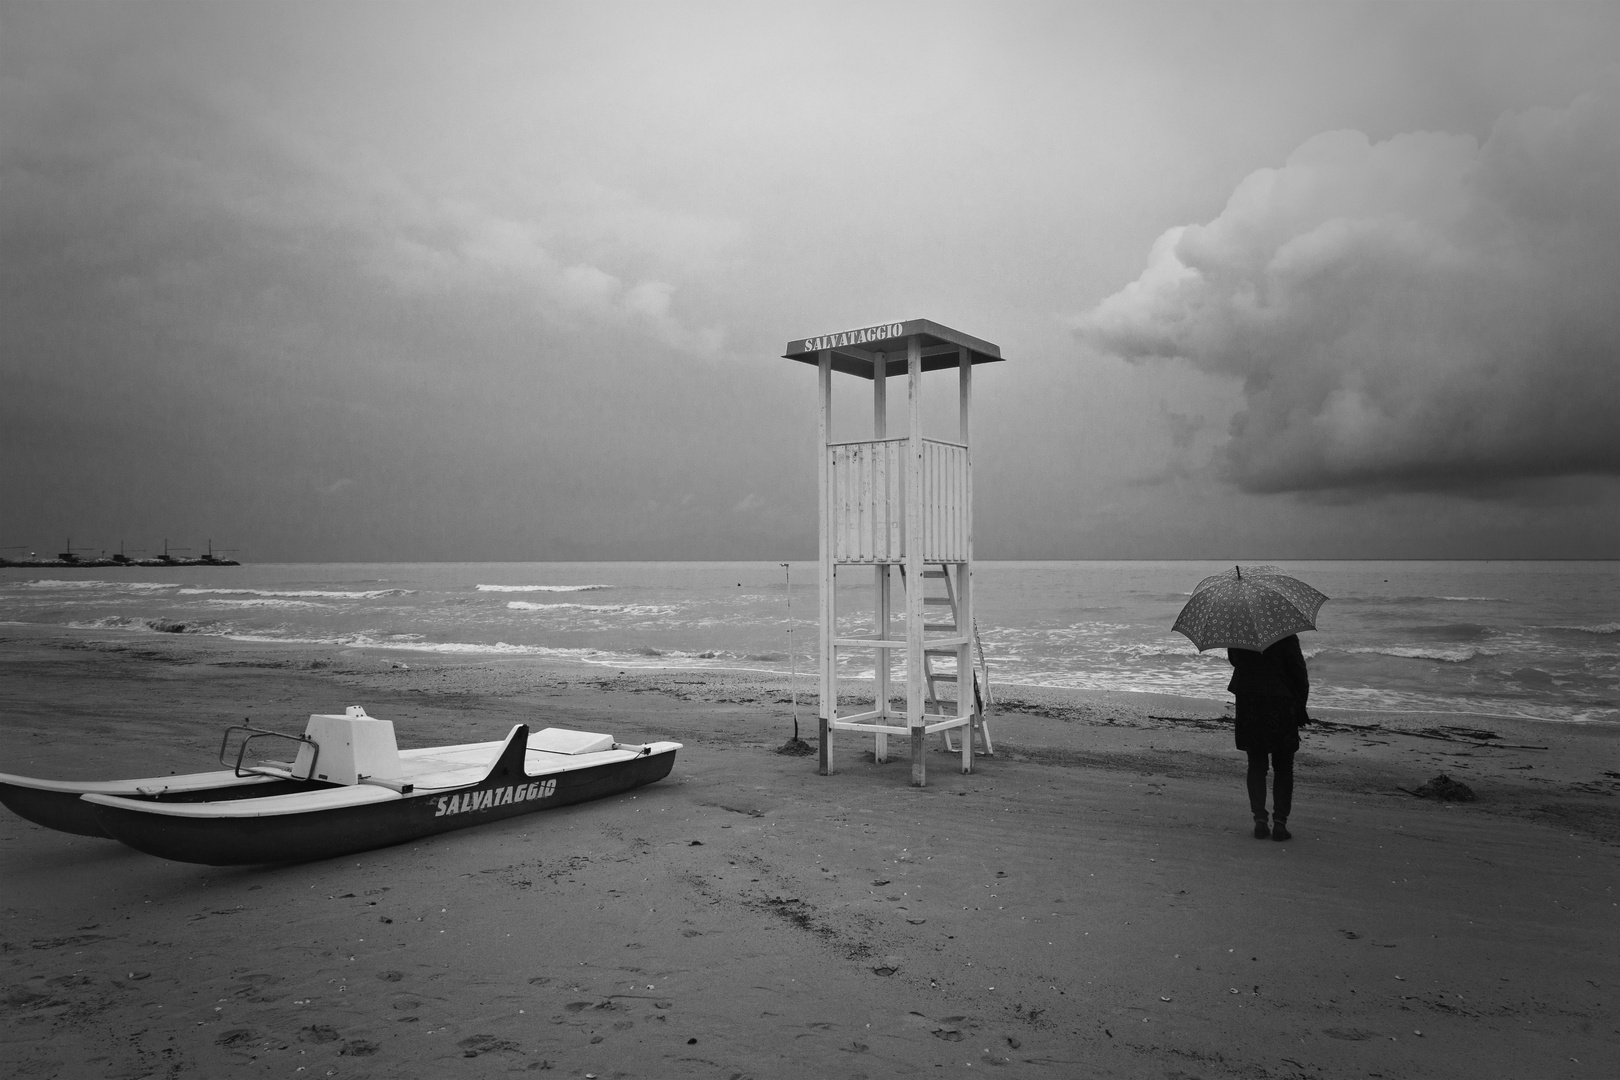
[827,437,967,563]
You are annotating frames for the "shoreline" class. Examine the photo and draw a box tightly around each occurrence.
[3,623,1618,1078]
[3,621,1617,834]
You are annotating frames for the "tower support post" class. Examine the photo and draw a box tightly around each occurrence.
[905,335,927,787]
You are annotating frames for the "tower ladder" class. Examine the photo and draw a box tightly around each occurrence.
[902,564,994,756]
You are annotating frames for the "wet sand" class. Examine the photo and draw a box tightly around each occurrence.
[2,624,1617,1079]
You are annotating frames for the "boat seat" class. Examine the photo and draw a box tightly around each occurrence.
[295,708,404,786]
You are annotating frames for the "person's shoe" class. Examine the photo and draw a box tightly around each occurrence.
[1271,820,1292,841]
[1252,819,1271,839]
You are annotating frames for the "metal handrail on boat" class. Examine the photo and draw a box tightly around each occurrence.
[219,725,318,781]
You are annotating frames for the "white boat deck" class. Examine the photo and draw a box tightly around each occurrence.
[79,734,681,820]
[83,783,401,818]
[397,740,658,791]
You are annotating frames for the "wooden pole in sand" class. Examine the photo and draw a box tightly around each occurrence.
[958,345,975,774]
[782,562,799,742]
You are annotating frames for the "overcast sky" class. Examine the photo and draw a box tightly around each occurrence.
[2,1,1615,561]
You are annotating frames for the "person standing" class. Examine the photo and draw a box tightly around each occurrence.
[1227,634,1310,840]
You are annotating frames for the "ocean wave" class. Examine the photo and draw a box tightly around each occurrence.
[573,647,750,670]
[1332,594,1509,605]
[67,615,203,634]
[6,579,181,592]
[208,630,600,658]
[988,666,1228,700]
[177,587,415,599]
[1545,622,1620,635]
[342,637,567,656]
[1304,686,1617,725]
[506,601,674,615]
[974,669,1612,724]
[475,583,610,593]
[307,635,737,666]
[1114,642,1214,659]
[194,597,331,610]
[1324,645,1497,664]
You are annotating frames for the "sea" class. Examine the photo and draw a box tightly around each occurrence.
[1,561,1615,726]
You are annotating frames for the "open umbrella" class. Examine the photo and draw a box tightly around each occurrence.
[1172,565,1328,652]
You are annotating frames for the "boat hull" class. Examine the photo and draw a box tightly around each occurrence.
[0,781,111,838]
[0,770,296,839]
[87,742,678,865]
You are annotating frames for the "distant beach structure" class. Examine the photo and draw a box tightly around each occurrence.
[0,539,239,568]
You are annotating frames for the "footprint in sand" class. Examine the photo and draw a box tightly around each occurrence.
[458,1034,520,1057]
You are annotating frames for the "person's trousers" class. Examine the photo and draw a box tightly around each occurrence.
[1246,750,1294,821]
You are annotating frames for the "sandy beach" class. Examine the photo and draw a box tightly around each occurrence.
[2,623,1617,1079]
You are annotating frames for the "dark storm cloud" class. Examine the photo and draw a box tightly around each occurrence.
[1073,78,1620,497]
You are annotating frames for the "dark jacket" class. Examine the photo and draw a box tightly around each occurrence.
[1227,634,1309,703]
[1227,635,1310,754]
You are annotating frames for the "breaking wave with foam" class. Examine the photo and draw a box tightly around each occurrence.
[178,587,414,599]
[1330,644,1498,664]
[15,579,180,591]
[475,583,609,593]
[505,601,674,616]
[68,615,203,634]
[193,597,332,610]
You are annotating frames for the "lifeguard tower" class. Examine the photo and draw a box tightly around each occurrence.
[781,319,1004,786]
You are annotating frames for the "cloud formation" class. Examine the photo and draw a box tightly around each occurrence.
[0,49,728,393]
[1073,78,1620,495]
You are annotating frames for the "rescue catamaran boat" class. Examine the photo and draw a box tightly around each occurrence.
[0,707,679,865]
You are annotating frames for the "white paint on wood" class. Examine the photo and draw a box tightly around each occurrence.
[817,350,834,775]
[801,325,994,785]
[873,362,890,762]
[906,336,926,787]
[826,438,966,563]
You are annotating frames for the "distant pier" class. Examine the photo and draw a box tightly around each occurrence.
[0,540,240,568]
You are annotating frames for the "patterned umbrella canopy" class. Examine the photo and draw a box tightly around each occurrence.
[1172,565,1328,652]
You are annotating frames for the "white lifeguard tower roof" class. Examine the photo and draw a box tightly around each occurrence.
[783,319,1004,379]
